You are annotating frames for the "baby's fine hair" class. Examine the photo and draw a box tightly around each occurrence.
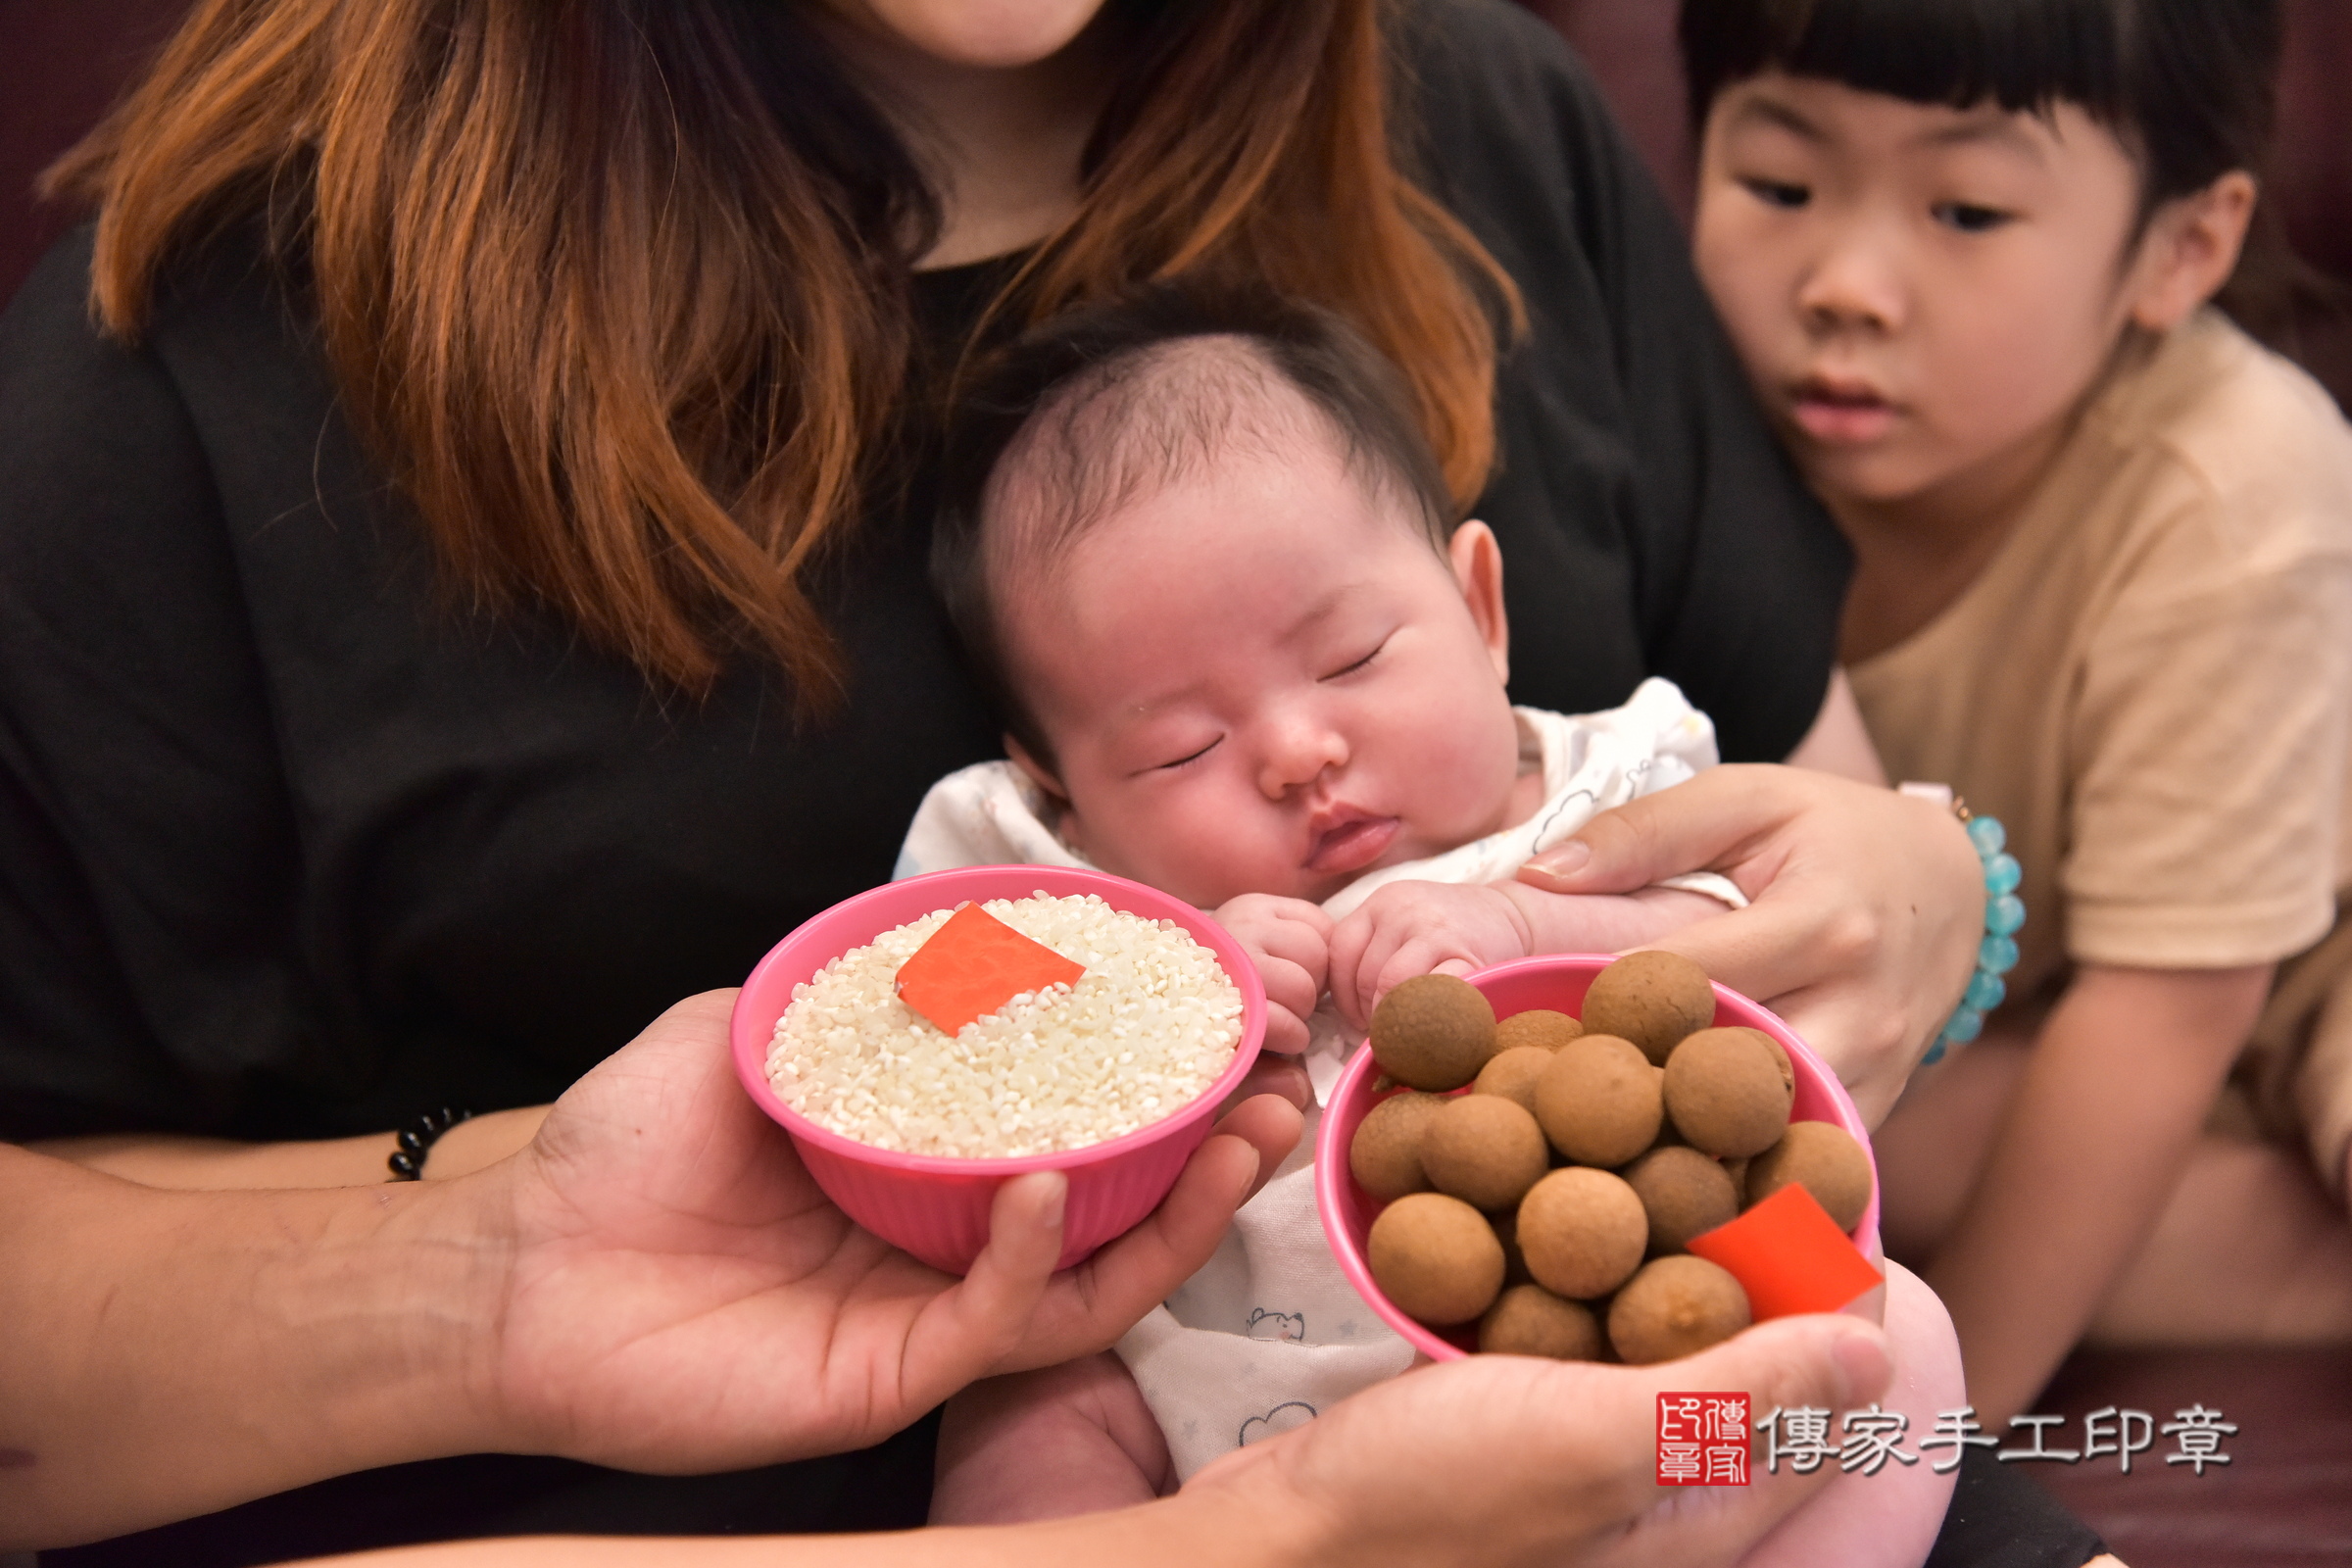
[1680,0,2282,226]
[933,282,1459,772]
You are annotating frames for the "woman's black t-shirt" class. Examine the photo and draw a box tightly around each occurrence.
[0,0,1846,1550]
[0,2,1843,1146]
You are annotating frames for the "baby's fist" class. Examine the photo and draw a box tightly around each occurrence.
[1327,881,1533,1030]
[1213,894,1333,1055]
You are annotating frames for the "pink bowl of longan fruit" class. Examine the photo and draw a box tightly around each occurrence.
[1315,952,1883,1364]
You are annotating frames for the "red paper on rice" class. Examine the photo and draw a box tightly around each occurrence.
[895,902,1086,1036]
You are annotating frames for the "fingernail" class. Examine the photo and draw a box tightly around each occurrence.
[1541,839,1592,876]
[1038,1171,1067,1231]
[1829,1323,1891,1407]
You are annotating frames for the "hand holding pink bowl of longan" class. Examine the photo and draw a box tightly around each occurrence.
[1315,951,1884,1365]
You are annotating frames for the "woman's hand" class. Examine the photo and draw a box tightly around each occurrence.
[1185,1312,1894,1568]
[0,993,1299,1552]
[473,990,1302,1474]
[1519,765,1981,1126]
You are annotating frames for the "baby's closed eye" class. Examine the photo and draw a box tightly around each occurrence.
[1318,635,1389,681]
[1147,736,1222,772]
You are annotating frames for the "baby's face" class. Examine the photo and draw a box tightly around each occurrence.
[1000,436,1527,910]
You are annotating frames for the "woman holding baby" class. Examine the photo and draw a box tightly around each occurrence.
[0,0,2050,1562]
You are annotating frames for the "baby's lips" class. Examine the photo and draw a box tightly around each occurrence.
[1303,812,1401,878]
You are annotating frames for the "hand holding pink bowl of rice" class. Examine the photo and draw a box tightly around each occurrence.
[729,865,1268,1273]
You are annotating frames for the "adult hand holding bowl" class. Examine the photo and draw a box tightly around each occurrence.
[0,987,1298,1550]
[491,982,1297,1480]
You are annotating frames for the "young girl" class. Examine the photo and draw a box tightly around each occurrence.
[1685,0,2352,1421]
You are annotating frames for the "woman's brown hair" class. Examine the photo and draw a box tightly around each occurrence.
[47,0,1521,710]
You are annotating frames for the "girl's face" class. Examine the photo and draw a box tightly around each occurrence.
[1692,73,2161,516]
[998,430,1528,911]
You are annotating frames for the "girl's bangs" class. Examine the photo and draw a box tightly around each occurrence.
[1683,0,2131,122]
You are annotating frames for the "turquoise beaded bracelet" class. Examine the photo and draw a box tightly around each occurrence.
[1899,785,2025,1066]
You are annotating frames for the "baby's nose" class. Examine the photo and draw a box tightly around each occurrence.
[1256,715,1349,798]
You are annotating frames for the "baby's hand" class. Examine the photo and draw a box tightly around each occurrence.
[1213,893,1333,1055]
[1327,881,1533,1031]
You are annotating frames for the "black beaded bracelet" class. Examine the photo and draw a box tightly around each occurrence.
[386,1105,474,1181]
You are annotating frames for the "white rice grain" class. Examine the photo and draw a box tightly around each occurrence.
[766,892,1244,1157]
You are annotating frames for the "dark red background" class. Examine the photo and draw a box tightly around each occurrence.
[3,4,2349,1563]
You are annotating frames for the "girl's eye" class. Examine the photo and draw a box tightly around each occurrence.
[1322,639,1386,681]
[1740,176,1810,210]
[1152,737,1221,772]
[1933,202,2012,234]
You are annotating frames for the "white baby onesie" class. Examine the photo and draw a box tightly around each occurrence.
[895,676,1742,1478]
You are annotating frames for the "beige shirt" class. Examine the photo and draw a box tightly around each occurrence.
[1850,312,2352,1008]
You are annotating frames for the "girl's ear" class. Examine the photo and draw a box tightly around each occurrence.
[1447,519,1510,685]
[1004,734,1069,804]
[2126,170,2258,334]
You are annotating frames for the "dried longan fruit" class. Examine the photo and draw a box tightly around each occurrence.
[1738,1026,1795,1096]
[1349,1091,1445,1201]
[1515,1166,1647,1299]
[1663,1027,1793,1158]
[1534,1034,1662,1167]
[1622,1145,1740,1254]
[1746,1120,1875,1233]
[1496,1009,1583,1054]
[1367,1192,1505,1326]
[1582,952,1716,1065]
[1721,1155,1750,1193]
[1607,1255,1751,1364]
[1480,1284,1605,1359]
[1370,975,1497,1092]
[1423,1094,1550,1211]
[1474,1045,1555,1116]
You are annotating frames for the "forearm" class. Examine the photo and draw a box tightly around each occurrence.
[29,1105,551,1190]
[1493,882,1726,958]
[314,1474,1319,1568]
[1925,964,2269,1422]
[1781,669,1888,785]
[0,1144,508,1549]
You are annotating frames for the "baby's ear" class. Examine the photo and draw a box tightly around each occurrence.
[1004,734,1070,804]
[1449,518,1510,685]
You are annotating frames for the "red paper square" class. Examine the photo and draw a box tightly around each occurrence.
[895,902,1086,1036]
[1686,1182,1885,1320]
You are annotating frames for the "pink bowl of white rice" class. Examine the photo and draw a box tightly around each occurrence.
[730,864,1268,1273]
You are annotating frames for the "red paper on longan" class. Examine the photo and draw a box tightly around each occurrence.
[1686,1182,1883,1319]
[895,903,1085,1035]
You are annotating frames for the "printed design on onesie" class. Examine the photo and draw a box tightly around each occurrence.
[1245,1308,1306,1343]
[1238,1401,1318,1446]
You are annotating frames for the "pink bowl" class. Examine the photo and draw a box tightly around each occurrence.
[1314,954,1881,1360]
[731,865,1267,1275]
